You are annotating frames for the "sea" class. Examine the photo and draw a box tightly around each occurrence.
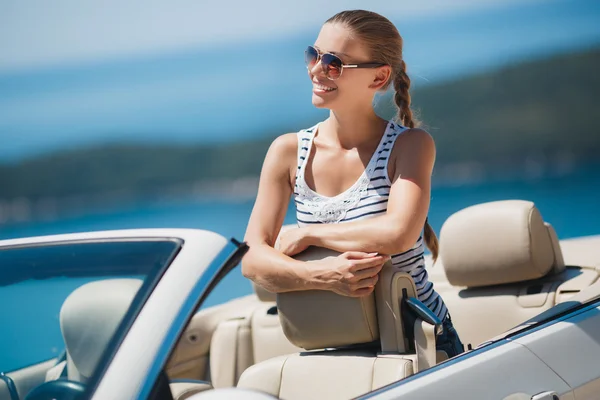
[1,165,599,372]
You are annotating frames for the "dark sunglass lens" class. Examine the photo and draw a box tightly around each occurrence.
[305,46,318,68]
[322,54,342,79]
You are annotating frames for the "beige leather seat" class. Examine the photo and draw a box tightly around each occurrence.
[208,283,302,388]
[430,200,599,348]
[166,293,268,381]
[236,248,443,400]
[46,278,211,400]
[45,279,144,383]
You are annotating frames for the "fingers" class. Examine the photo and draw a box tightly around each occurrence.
[349,255,390,271]
[343,251,379,259]
[334,275,379,298]
[351,265,383,281]
[355,274,379,289]
[349,275,378,297]
[329,251,392,298]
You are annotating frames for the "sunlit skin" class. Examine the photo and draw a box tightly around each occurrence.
[241,22,436,298]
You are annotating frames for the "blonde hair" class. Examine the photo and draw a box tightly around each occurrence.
[326,10,439,261]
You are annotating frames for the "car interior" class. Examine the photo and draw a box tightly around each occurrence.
[2,199,600,400]
[161,199,600,399]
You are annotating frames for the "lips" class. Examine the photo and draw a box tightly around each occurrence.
[313,81,337,92]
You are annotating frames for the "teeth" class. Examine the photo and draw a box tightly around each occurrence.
[314,84,336,92]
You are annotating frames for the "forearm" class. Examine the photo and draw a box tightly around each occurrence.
[241,242,323,293]
[305,215,416,255]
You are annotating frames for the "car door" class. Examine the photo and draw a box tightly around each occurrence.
[511,302,600,399]
[364,297,600,400]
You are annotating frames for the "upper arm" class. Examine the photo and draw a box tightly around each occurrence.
[244,133,298,247]
[386,128,436,242]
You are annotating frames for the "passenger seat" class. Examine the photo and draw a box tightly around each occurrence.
[431,200,599,348]
[47,278,212,400]
[236,247,445,400]
[207,283,302,388]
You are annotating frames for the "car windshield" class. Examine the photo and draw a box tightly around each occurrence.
[0,239,180,378]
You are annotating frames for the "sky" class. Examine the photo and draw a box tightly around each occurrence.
[1,0,599,161]
[0,0,544,72]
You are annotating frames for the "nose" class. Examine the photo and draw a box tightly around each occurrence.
[309,59,326,79]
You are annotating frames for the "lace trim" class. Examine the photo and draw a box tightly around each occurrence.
[295,168,374,223]
[296,127,385,223]
[295,121,403,223]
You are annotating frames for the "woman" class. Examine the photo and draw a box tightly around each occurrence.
[242,10,464,357]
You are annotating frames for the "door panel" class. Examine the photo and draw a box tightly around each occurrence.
[371,342,573,400]
[514,305,600,400]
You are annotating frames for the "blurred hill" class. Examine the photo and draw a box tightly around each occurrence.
[1,46,599,222]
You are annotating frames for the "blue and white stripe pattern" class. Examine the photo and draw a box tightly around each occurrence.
[293,120,448,321]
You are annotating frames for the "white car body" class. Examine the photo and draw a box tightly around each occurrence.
[1,221,599,400]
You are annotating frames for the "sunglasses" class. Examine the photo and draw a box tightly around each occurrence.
[304,45,386,80]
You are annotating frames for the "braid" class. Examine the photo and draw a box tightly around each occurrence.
[423,219,439,263]
[393,60,439,263]
[392,60,416,128]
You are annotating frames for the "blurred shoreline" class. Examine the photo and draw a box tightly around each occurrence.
[1,158,594,228]
[2,46,599,228]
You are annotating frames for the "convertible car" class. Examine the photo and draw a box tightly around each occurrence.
[0,199,599,400]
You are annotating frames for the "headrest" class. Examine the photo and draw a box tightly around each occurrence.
[440,200,565,288]
[60,278,143,382]
[277,247,380,350]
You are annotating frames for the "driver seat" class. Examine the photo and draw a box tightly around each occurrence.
[45,278,144,383]
[236,247,445,400]
[45,278,212,400]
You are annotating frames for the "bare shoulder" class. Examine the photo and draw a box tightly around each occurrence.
[395,128,436,155]
[267,132,298,159]
[388,127,436,181]
[261,132,299,184]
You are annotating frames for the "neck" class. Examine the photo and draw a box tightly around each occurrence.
[322,105,388,149]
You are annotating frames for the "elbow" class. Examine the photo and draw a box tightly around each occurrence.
[240,249,271,289]
[241,256,282,294]
[241,257,257,281]
[240,239,265,281]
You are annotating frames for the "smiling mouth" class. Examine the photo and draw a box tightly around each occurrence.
[313,83,337,92]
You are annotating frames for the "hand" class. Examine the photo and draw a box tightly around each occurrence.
[277,227,310,256]
[310,251,390,297]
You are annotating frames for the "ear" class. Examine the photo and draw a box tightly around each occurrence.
[369,65,392,91]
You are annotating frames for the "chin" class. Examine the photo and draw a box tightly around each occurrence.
[311,99,328,109]
[311,93,335,109]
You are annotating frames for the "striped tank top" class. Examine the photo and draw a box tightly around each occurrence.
[293,120,448,320]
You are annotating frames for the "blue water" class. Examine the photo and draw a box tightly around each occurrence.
[1,166,599,372]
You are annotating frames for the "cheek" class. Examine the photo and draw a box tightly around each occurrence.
[336,76,367,94]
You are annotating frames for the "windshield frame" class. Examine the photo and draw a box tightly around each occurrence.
[0,235,182,379]
[87,229,241,400]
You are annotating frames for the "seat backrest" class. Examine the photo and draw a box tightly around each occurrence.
[166,294,262,381]
[207,224,309,388]
[559,235,600,269]
[434,200,598,347]
[57,278,143,383]
[208,283,301,388]
[237,247,423,400]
